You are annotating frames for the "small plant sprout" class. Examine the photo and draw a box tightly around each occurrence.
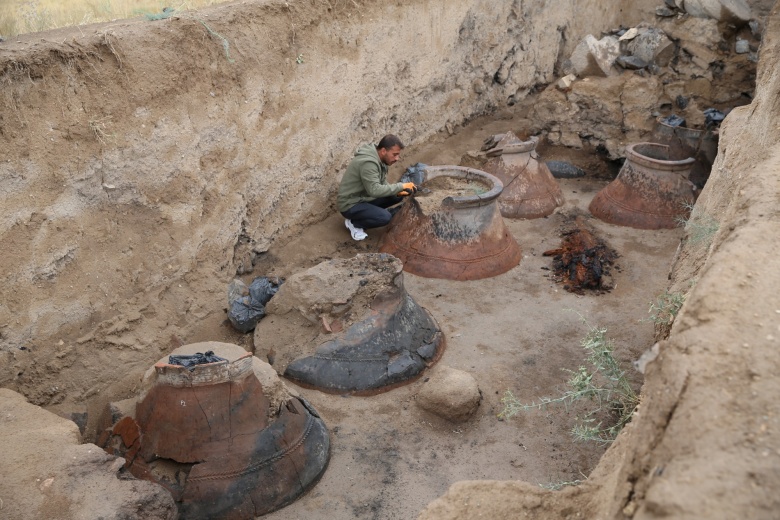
[89,116,115,146]
[676,202,719,247]
[296,53,304,64]
[499,314,639,445]
[647,290,685,325]
[538,473,588,490]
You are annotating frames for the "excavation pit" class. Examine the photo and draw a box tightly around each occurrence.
[0,1,772,518]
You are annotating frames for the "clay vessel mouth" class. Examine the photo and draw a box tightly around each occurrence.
[627,142,696,173]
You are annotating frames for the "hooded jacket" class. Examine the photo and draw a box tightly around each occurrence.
[337,143,404,213]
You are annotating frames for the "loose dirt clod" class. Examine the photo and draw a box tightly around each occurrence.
[414,174,490,214]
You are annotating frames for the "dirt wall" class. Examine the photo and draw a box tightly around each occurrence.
[420,3,780,519]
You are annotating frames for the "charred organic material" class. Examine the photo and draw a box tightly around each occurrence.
[379,166,522,280]
[98,342,330,520]
[589,142,696,229]
[543,218,618,294]
[482,132,564,218]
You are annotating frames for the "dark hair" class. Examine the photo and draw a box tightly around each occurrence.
[377,134,404,150]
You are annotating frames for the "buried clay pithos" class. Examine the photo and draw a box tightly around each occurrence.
[97,342,330,519]
[379,165,522,281]
[253,253,444,394]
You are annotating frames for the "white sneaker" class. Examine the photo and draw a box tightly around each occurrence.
[345,219,367,241]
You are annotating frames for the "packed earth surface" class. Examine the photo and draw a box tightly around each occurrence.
[1,0,780,519]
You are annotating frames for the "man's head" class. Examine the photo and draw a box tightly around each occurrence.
[376,134,404,166]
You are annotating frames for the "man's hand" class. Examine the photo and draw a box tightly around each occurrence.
[398,182,417,196]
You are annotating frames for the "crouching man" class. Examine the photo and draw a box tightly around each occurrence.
[337,134,417,241]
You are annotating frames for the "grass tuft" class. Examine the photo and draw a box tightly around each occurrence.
[499,314,639,445]
[647,290,685,326]
[676,202,719,248]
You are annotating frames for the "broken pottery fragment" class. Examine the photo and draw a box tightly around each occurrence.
[379,167,522,280]
[98,342,330,520]
[254,253,445,393]
[589,142,696,229]
[481,132,564,219]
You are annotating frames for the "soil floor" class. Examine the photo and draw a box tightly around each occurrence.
[221,116,681,519]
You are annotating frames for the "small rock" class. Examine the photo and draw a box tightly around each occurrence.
[735,38,750,54]
[618,27,639,41]
[546,161,586,179]
[664,0,677,8]
[676,95,689,109]
[416,366,481,423]
[749,20,762,40]
[655,6,676,16]
[616,55,648,69]
[556,73,577,90]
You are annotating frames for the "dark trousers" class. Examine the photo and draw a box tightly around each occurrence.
[341,196,404,230]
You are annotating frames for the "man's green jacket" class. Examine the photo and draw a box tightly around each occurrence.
[337,143,404,213]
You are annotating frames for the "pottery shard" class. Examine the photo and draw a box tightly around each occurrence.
[556,74,577,90]
[416,366,481,423]
[569,35,620,77]
[682,0,751,24]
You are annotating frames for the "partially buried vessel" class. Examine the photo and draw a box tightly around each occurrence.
[254,253,445,394]
[98,342,330,520]
[379,165,522,281]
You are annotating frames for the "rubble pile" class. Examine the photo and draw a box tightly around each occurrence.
[530,0,759,161]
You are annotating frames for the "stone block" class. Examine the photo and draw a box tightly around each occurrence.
[416,366,481,423]
[682,0,751,24]
[570,35,620,77]
[626,28,675,67]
